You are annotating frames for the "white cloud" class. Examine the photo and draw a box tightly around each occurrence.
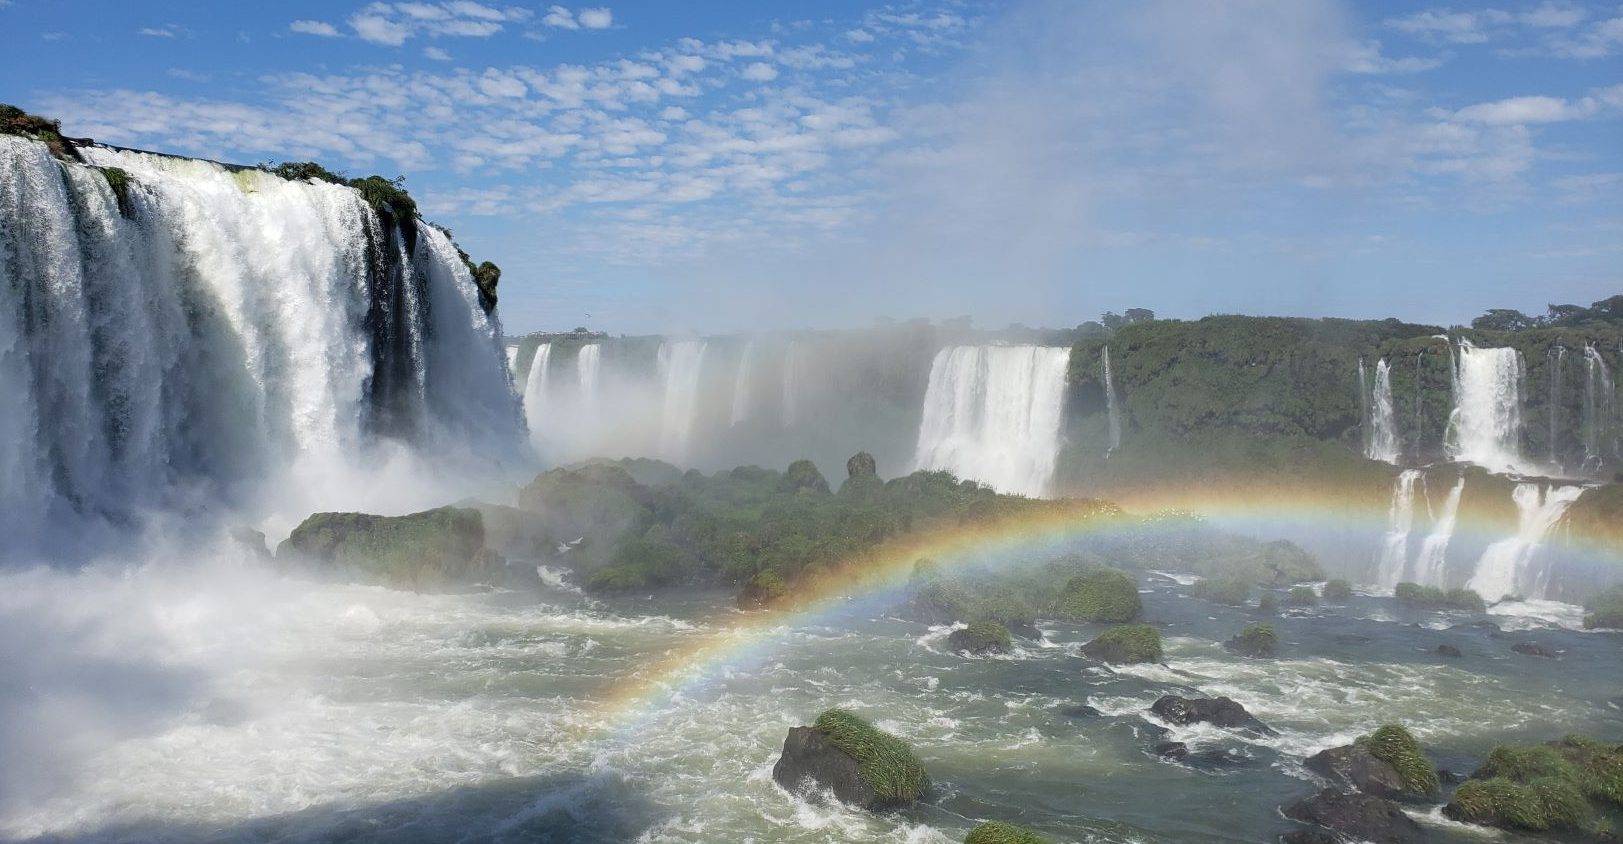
[1454,95,1592,124]
[1547,14,1623,58]
[348,1,530,45]
[137,24,186,38]
[740,62,778,82]
[424,45,453,60]
[290,20,342,37]
[845,28,874,43]
[351,12,411,45]
[578,7,613,29]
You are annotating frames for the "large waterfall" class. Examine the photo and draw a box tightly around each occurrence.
[1366,358,1401,464]
[0,136,519,554]
[914,345,1071,498]
[658,340,707,462]
[730,341,755,426]
[1447,341,1527,475]
[1467,483,1585,601]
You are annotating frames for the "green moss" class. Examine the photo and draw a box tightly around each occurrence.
[1056,568,1142,622]
[1226,623,1277,657]
[964,820,1049,844]
[1448,736,1623,833]
[949,620,1012,654]
[1479,744,1581,783]
[1394,582,1484,611]
[268,160,348,185]
[276,506,496,590]
[1322,579,1353,601]
[1357,725,1438,796]
[812,709,929,805]
[1583,585,1623,629]
[1191,576,1250,606]
[96,167,134,217]
[1080,624,1163,664]
[737,569,789,609]
[349,174,418,222]
[1286,585,1318,606]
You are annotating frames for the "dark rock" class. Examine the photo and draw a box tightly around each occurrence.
[1305,744,1407,799]
[1436,768,1464,785]
[1281,789,1426,843]
[1335,634,1374,645]
[1060,704,1102,719]
[846,451,877,479]
[773,726,878,808]
[1511,641,1559,658]
[1434,644,1462,658]
[1150,695,1276,735]
[1154,741,1189,760]
[1133,720,1170,741]
[229,526,271,560]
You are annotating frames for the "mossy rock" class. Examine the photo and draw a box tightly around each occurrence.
[1446,776,1592,832]
[1394,582,1484,612]
[1,103,82,161]
[1224,623,1277,657]
[782,459,831,494]
[811,709,929,806]
[97,166,134,217]
[1322,579,1354,602]
[276,506,499,590]
[1255,592,1278,613]
[965,820,1049,844]
[1286,585,1318,606]
[949,620,1012,655]
[1056,568,1141,622]
[348,174,418,222]
[1356,725,1439,797]
[847,451,878,479]
[1080,624,1162,664]
[1445,735,1623,834]
[1191,576,1250,606]
[1584,585,1623,629]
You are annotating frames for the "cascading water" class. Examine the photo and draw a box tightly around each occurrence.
[1582,344,1613,475]
[914,345,1071,498]
[1414,475,1465,587]
[1375,469,1422,588]
[1366,358,1401,464]
[1467,484,1584,601]
[658,340,707,463]
[577,344,602,401]
[522,343,553,448]
[0,137,519,554]
[1549,346,1566,472]
[780,342,800,428]
[730,341,755,426]
[1102,345,1122,456]
[1446,341,1527,475]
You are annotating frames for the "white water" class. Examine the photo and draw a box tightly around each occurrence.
[522,344,553,449]
[1375,469,1422,588]
[1414,475,1465,587]
[1583,344,1613,474]
[1446,341,1527,475]
[1467,483,1585,602]
[658,340,708,462]
[1102,345,1122,456]
[780,342,801,428]
[914,345,1071,498]
[730,341,755,426]
[1365,358,1401,464]
[0,137,519,553]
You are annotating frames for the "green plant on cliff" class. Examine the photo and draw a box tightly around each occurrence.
[965,820,1049,844]
[1357,725,1439,796]
[1079,624,1162,664]
[1055,568,1141,622]
[812,709,929,805]
[349,174,418,221]
[97,166,133,217]
[1,103,82,160]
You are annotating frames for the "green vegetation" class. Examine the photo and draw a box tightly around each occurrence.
[1357,725,1439,797]
[1225,623,1277,657]
[1446,736,1623,834]
[1080,624,1163,664]
[1055,569,1141,622]
[1394,582,1486,612]
[1255,592,1278,613]
[812,709,929,806]
[276,506,499,590]
[782,459,831,494]
[1583,585,1623,629]
[349,174,418,222]
[949,620,1013,655]
[965,820,1049,844]
[1192,576,1251,606]
[1,103,82,160]
[1286,585,1318,606]
[97,167,133,217]
[737,570,789,609]
[1322,579,1353,602]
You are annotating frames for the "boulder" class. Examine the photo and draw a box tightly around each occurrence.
[1079,625,1163,664]
[1435,644,1462,658]
[1060,704,1101,719]
[1150,695,1275,735]
[1305,744,1410,799]
[782,459,831,494]
[846,451,878,479]
[1279,831,1341,844]
[949,620,1013,655]
[1056,569,1142,623]
[1511,641,1559,658]
[772,709,929,810]
[1224,623,1278,658]
[1282,789,1426,843]
[276,506,501,590]
[1153,741,1189,760]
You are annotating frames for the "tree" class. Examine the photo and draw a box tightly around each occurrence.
[1125,308,1156,323]
[1544,304,1585,326]
[1471,308,1536,332]
[1101,311,1125,330]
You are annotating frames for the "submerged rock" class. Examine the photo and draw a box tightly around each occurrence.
[1080,625,1162,664]
[772,709,929,810]
[1060,704,1102,719]
[1282,788,1426,843]
[1511,641,1559,658]
[1435,644,1462,658]
[1153,740,1188,760]
[1150,695,1275,735]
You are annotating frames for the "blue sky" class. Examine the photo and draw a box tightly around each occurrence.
[4,0,1620,334]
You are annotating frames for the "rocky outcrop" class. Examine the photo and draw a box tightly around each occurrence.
[1055,568,1141,623]
[276,506,502,590]
[1079,625,1162,664]
[1150,695,1275,735]
[1305,726,1438,800]
[772,709,929,810]
[1282,789,1426,843]
[1224,623,1278,657]
[948,620,1013,655]
[782,459,831,494]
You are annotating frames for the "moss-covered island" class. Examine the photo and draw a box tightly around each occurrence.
[1080,624,1163,664]
[772,708,930,810]
[964,820,1050,844]
[1055,568,1141,622]
[1445,735,1623,835]
[276,506,502,590]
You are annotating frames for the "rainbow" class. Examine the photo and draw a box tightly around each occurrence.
[578,481,1622,735]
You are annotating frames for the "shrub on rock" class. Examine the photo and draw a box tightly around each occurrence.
[772,709,929,809]
[1394,582,1484,611]
[738,570,789,609]
[1224,623,1277,657]
[1056,569,1142,623]
[1443,735,1623,834]
[1080,625,1162,664]
[1286,586,1318,606]
[964,821,1048,844]
[1191,576,1250,606]
[1357,725,1439,797]
[949,620,1013,655]
[1583,585,1623,629]
[1321,579,1353,602]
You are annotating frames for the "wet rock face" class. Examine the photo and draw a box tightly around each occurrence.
[1305,744,1408,799]
[1149,695,1276,735]
[772,726,878,808]
[1282,788,1426,843]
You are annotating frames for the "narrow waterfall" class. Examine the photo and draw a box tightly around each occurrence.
[1358,359,1371,453]
[1582,344,1613,474]
[577,344,602,401]
[1366,358,1402,464]
[1375,469,1422,588]
[730,341,755,426]
[1467,484,1585,601]
[522,343,553,447]
[781,342,800,428]
[658,340,707,462]
[0,136,518,551]
[1446,341,1527,475]
[1102,345,1122,456]
[1549,346,1566,471]
[914,345,1071,498]
[1414,475,1465,586]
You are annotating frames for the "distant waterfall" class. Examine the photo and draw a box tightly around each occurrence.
[1446,341,1526,475]
[781,342,801,428]
[1102,346,1122,456]
[522,344,553,447]
[506,346,522,375]
[577,344,602,400]
[658,340,707,462]
[1548,346,1566,471]
[1366,358,1401,464]
[1582,344,1613,474]
[730,341,755,426]
[914,345,1071,498]
[1375,469,1422,588]
[1414,475,1465,586]
[0,136,518,552]
[1467,483,1584,601]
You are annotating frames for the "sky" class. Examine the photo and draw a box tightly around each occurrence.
[3,0,1620,334]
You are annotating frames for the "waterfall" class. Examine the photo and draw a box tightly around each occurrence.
[1548,346,1565,471]
[914,345,1071,498]
[0,137,519,552]
[1358,359,1370,453]
[1366,358,1402,464]
[780,342,800,428]
[658,340,707,463]
[1414,475,1465,586]
[730,341,755,426]
[576,344,602,399]
[1375,469,1422,588]
[1582,344,1613,475]
[1467,484,1584,601]
[522,343,553,447]
[1102,345,1122,456]
[506,346,521,376]
[1446,341,1527,475]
